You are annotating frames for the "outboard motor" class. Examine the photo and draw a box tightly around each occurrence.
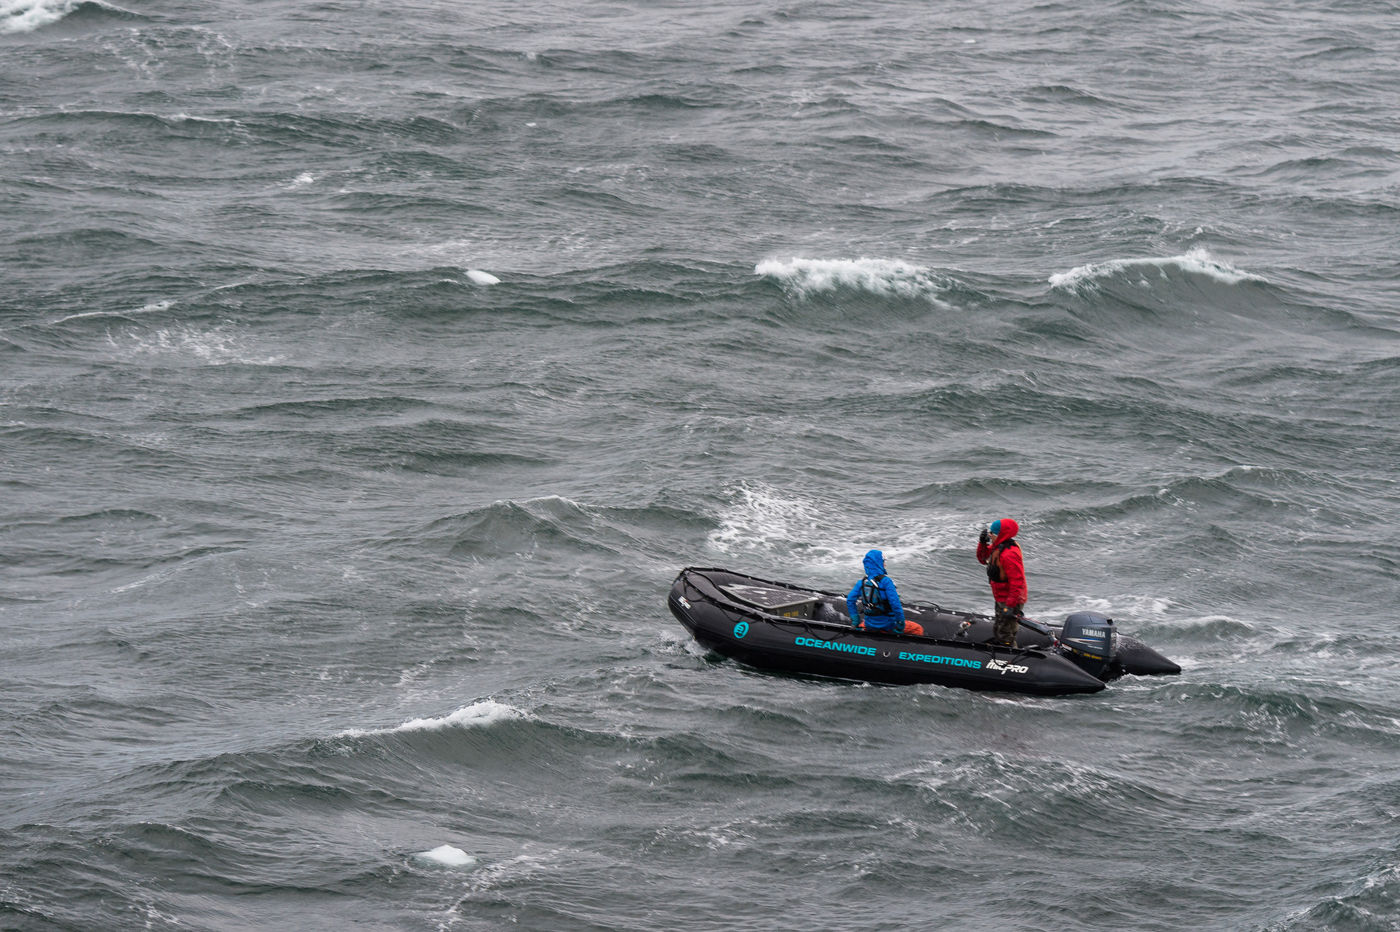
[1056,612,1119,680]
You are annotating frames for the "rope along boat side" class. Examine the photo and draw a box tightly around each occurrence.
[668,567,1180,697]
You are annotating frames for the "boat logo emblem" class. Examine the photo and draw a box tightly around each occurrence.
[678,597,691,609]
[733,621,749,639]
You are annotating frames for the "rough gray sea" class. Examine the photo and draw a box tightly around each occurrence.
[4,1,1400,929]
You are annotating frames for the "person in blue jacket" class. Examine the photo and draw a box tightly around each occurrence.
[846,549,924,636]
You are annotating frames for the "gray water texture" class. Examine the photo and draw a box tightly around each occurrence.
[3,1,1400,930]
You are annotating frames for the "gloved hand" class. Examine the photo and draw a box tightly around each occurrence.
[978,527,990,546]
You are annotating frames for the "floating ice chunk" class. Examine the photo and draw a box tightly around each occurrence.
[466,269,500,285]
[416,845,476,867]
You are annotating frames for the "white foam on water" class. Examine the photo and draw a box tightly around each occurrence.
[1067,593,1174,620]
[707,481,825,556]
[339,699,523,737]
[466,269,500,285]
[705,481,983,582]
[2,0,79,33]
[756,256,950,302]
[415,844,476,868]
[108,324,284,366]
[1048,246,1265,290]
[395,700,520,732]
[51,300,172,325]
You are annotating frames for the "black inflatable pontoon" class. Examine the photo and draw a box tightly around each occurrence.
[668,567,1180,697]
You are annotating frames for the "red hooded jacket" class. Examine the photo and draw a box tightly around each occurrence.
[976,518,1028,607]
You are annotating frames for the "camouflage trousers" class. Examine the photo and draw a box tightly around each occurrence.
[993,603,1022,646]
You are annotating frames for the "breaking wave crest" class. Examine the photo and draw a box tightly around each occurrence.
[1,0,141,33]
[337,700,524,737]
[1048,246,1266,291]
[756,257,955,302]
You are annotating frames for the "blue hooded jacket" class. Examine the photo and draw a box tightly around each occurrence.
[846,549,906,631]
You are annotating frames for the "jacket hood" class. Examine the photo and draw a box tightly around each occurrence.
[862,549,887,578]
[990,518,1019,547]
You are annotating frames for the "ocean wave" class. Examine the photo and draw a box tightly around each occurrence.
[225,396,437,422]
[704,479,983,580]
[1149,681,1400,745]
[340,438,554,477]
[104,323,286,367]
[1266,863,1400,932]
[49,300,174,327]
[1049,246,1266,291]
[706,480,829,555]
[426,497,607,562]
[11,108,238,135]
[756,256,956,304]
[1034,465,1346,531]
[337,700,524,738]
[412,494,710,568]
[8,227,169,273]
[0,0,141,33]
[919,750,1191,829]
[178,261,754,327]
[1151,614,1258,642]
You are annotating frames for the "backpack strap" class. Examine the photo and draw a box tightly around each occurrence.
[860,575,891,614]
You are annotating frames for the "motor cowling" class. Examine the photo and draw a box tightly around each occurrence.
[1056,612,1119,679]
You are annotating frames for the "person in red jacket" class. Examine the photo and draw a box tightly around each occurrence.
[976,518,1028,647]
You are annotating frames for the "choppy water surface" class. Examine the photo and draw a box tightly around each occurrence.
[3,1,1400,929]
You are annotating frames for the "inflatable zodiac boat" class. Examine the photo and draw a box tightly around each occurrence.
[668,567,1181,696]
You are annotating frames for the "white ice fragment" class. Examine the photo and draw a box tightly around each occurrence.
[416,844,476,867]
